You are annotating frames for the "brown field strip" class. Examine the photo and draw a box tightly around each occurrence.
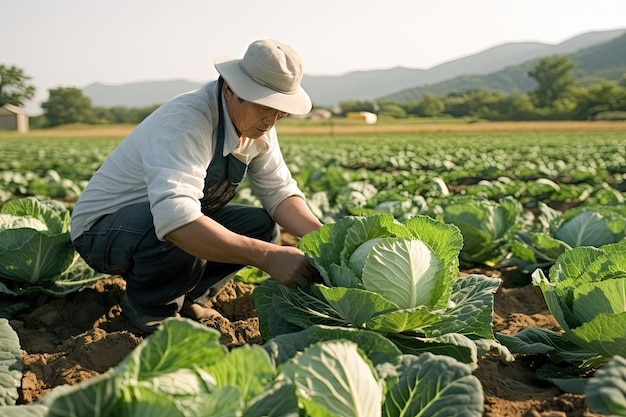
[3,120,626,138]
[277,120,626,135]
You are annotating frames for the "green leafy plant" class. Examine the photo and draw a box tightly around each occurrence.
[586,355,626,416]
[0,318,21,407]
[0,197,106,295]
[431,196,525,267]
[497,240,626,392]
[507,204,626,274]
[254,213,511,368]
[233,265,270,284]
[1,319,485,416]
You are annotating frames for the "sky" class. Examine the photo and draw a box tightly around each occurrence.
[3,0,626,114]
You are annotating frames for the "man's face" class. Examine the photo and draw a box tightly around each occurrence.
[224,83,288,139]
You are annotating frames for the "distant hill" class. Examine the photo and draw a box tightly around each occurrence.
[302,29,626,105]
[82,29,626,108]
[381,31,626,102]
[83,79,205,108]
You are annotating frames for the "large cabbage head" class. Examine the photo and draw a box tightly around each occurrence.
[0,197,74,285]
[299,213,463,310]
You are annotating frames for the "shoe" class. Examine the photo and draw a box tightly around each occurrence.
[180,299,224,321]
[121,294,180,335]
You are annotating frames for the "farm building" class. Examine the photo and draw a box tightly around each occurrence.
[346,111,377,124]
[0,104,29,133]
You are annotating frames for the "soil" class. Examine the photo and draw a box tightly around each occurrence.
[5,237,604,416]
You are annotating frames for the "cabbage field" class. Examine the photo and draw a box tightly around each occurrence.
[1,123,626,416]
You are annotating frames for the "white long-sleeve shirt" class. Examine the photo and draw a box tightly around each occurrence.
[70,80,304,241]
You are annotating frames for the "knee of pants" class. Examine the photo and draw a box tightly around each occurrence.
[125,244,206,310]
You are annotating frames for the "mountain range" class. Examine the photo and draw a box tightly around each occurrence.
[83,28,626,109]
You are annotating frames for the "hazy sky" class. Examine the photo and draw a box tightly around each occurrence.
[3,0,625,113]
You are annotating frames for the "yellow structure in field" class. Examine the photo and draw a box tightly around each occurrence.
[346,111,377,124]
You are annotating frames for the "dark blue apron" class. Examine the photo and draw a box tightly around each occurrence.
[200,79,248,215]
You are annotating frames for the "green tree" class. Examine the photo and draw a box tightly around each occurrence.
[93,104,159,124]
[378,101,406,118]
[443,91,471,118]
[41,87,94,127]
[416,94,445,117]
[465,89,507,119]
[338,99,378,115]
[495,93,535,120]
[574,81,626,119]
[0,64,36,107]
[527,56,578,108]
[442,89,507,119]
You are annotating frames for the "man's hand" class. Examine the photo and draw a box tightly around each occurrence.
[262,246,320,288]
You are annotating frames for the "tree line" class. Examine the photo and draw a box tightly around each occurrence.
[340,56,626,122]
[2,56,626,128]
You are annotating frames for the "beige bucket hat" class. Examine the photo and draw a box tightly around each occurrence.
[214,39,312,115]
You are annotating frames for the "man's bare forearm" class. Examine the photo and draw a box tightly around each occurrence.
[165,215,313,287]
[165,216,274,266]
[273,196,323,237]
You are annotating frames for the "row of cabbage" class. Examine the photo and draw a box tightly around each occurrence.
[1,132,625,207]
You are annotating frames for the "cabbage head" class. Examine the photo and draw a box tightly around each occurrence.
[508,203,626,274]
[300,213,462,312]
[433,195,524,267]
[0,197,105,295]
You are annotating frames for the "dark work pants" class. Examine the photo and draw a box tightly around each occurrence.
[72,202,276,317]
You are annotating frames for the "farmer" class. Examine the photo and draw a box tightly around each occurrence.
[70,39,323,334]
